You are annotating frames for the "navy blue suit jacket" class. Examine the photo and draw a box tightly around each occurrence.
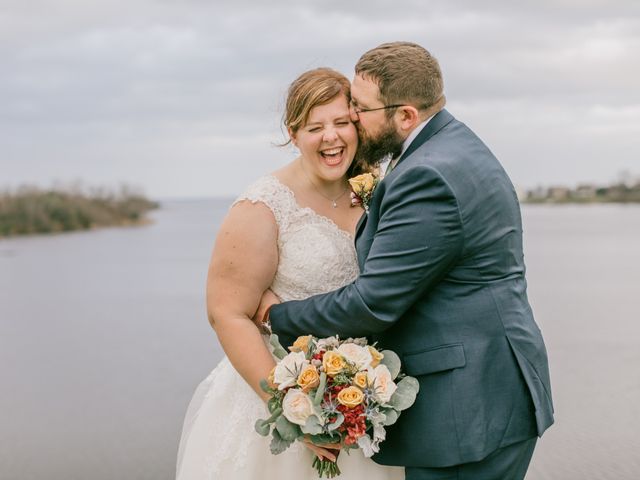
[269,109,554,467]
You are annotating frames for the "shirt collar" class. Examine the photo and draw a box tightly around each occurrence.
[382,115,434,174]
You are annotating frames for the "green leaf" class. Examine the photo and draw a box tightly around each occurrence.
[380,350,401,379]
[382,408,399,426]
[331,372,351,385]
[270,429,293,455]
[269,334,289,360]
[388,376,420,411]
[254,407,283,437]
[300,415,324,435]
[259,379,271,393]
[267,397,280,414]
[305,336,315,359]
[310,433,341,445]
[313,372,327,406]
[254,419,271,436]
[275,415,301,442]
[327,412,344,432]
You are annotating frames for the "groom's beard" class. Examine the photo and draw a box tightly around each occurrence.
[355,120,404,168]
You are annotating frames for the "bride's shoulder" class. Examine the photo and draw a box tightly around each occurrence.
[231,174,295,225]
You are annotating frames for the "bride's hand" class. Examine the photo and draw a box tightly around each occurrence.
[253,288,281,333]
[302,438,341,462]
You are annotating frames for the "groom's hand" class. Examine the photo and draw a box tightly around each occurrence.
[253,288,280,332]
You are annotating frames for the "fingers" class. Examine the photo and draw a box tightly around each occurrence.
[320,442,341,449]
[302,435,341,452]
[252,289,281,331]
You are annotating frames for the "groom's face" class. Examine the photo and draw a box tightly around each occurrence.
[350,74,404,167]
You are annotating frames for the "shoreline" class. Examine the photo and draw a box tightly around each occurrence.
[0,187,159,239]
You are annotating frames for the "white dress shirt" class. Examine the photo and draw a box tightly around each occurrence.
[379,114,434,179]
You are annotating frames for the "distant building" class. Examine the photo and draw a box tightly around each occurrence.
[574,184,597,200]
[520,173,640,203]
[526,186,548,202]
[547,186,570,201]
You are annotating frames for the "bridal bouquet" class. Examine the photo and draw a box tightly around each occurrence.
[255,334,419,478]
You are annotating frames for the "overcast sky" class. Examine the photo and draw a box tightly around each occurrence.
[1,0,638,198]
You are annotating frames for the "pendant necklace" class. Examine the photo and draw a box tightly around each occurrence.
[300,161,349,208]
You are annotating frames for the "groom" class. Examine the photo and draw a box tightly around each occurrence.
[258,42,554,479]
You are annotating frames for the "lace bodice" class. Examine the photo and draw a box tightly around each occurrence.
[232,175,359,300]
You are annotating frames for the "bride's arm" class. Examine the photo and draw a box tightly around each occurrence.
[206,200,279,402]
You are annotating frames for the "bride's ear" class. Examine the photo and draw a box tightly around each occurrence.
[288,127,298,148]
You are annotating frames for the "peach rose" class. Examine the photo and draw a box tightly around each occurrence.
[289,335,312,353]
[322,350,346,377]
[337,386,365,408]
[282,389,315,426]
[367,364,397,403]
[368,346,384,368]
[297,364,320,393]
[349,173,375,195]
[353,371,369,389]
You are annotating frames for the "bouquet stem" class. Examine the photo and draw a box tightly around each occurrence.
[312,451,341,478]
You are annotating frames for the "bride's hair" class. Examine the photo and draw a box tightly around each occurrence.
[281,67,370,177]
[282,67,350,141]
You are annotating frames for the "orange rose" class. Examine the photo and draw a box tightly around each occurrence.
[337,386,365,408]
[322,351,346,377]
[353,371,369,389]
[289,335,312,353]
[297,365,320,393]
[368,346,384,368]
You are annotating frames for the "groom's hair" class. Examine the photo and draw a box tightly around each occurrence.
[355,42,445,117]
[282,67,351,146]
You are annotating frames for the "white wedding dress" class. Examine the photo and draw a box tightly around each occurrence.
[176,176,404,479]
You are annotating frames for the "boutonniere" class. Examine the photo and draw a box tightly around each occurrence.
[348,169,380,213]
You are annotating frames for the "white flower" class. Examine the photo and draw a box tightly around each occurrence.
[367,364,398,403]
[315,336,340,351]
[274,351,309,390]
[336,343,373,370]
[373,423,386,443]
[344,337,369,347]
[282,389,315,426]
[357,434,379,458]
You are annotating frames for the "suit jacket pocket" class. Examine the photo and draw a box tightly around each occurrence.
[402,343,466,376]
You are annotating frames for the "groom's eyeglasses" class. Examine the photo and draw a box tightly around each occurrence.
[349,101,408,115]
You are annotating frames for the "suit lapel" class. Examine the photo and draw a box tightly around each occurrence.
[355,211,367,243]
[353,110,454,261]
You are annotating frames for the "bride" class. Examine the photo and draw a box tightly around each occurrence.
[176,68,404,479]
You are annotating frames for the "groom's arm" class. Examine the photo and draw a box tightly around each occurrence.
[269,164,464,347]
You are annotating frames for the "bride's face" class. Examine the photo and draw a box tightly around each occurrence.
[292,95,358,183]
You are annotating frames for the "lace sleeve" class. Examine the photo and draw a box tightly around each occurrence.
[231,175,294,230]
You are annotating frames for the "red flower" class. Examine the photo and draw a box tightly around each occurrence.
[337,404,367,445]
[312,350,326,361]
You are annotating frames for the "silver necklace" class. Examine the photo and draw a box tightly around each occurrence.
[300,162,349,208]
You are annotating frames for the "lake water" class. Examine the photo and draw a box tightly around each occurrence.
[1,200,639,479]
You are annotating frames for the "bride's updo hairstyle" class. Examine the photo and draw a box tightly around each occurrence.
[282,67,368,176]
[282,67,350,144]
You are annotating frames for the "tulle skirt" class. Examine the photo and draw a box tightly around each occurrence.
[176,356,405,479]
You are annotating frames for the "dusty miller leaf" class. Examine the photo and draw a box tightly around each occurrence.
[388,376,419,411]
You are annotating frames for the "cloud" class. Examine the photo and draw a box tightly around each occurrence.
[1,0,638,197]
